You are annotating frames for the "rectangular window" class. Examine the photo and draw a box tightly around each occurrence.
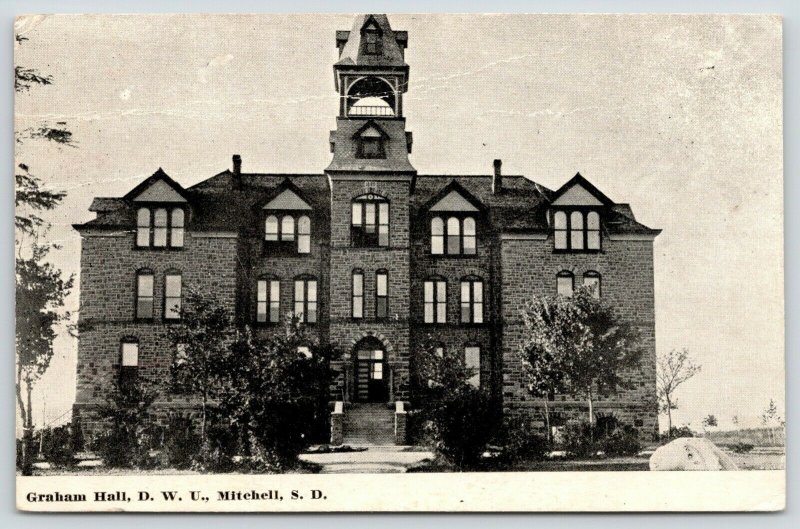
[583,275,601,299]
[136,209,150,247]
[424,280,447,323]
[376,271,388,319]
[257,279,280,323]
[294,279,317,323]
[465,346,480,388]
[461,280,484,323]
[170,209,184,248]
[352,199,389,247]
[352,271,364,319]
[164,273,182,320]
[378,203,389,246]
[120,341,139,385]
[136,272,154,319]
[352,203,362,227]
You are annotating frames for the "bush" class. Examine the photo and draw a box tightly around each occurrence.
[661,425,695,443]
[495,417,549,465]
[730,442,754,454]
[164,415,200,469]
[94,377,158,469]
[41,425,77,467]
[562,419,641,458]
[425,386,499,469]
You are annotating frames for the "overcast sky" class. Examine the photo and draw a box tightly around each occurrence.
[15,13,783,431]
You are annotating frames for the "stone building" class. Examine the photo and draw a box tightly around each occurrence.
[73,14,660,445]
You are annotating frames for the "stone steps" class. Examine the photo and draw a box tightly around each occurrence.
[343,403,395,445]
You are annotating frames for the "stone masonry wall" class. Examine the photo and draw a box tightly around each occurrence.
[501,235,658,438]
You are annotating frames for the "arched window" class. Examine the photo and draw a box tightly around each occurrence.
[257,275,280,324]
[587,211,601,250]
[135,269,154,320]
[294,275,318,324]
[553,211,568,250]
[351,194,389,247]
[281,216,295,241]
[557,270,574,297]
[460,275,484,324]
[424,276,447,323]
[164,271,182,320]
[153,208,168,247]
[136,208,151,247]
[431,217,444,255]
[447,217,461,254]
[265,215,279,241]
[570,211,584,250]
[297,215,311,254]
[375,269,388,320]
[462,217,476,255]
[583,270,601,298]
[352,269,364,319]
[170,208,185,247]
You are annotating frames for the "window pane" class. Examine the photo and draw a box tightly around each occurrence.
[265,215,279,241]
[365,203,376,232]
[307,280,317,302]
[378,225,389,246]
[295,280,305,302]
[165,274,181,297]
[437,302,447,323]
[378,203,389,224]
[584,275,601,298]
[447,218,461,254]
[461,281,471,303]
[587,211,600,229]
[153,228,167,247]
[461,303,470,323]
[136,209,150,247]
[554,211,567,229]
[437,281,447,302]
[165,274,182,319]
[298,216,311,234]
[137,208,150,227]
[298,235,310,254]
[424,281,433,302]
[353,273,363,295]
[270,280,280,300]
[431,235,444,255]
[171,208,184,227]
[465,346,480,387]
[137,298,153,319]
[354,297,363,318]
[557,275,574,297]
[137,274,153,297]
[307,301,317,323]
[281,216,295,241]
[473,281,483,303]
[555,230,568,249]
[463,217,476,236]
[473,302,484,323]
[463,235,476,255]
[587,230,600,250]
[376,298,387,319]
[154,208,167,247]
[137,227,150,247]
[376,272,387,295]
[424,303,433,323]
[257,301,267,323]
[269,303,279,323]
[431,217,444,235]
[570,211,584,249]
[352,203,362,226]
[257,280,267,301]
[171,228,184,247]
[121,343,139,367]
[154,208,167,226]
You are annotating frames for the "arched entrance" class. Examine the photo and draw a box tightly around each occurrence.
[353,336,388,402]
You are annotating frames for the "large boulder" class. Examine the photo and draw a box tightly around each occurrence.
[650,437,739,471]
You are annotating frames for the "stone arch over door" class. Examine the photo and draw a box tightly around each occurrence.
[352,335,390,403]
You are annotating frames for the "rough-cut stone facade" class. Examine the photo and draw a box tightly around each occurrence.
[73,13,661,444]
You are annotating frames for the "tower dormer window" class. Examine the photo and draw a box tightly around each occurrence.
[363,24,382,55]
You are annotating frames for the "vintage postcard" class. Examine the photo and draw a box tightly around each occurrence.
[15,13,784,512]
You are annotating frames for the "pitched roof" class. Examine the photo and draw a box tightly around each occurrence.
[336,14,407,67]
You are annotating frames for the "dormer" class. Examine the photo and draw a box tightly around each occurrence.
[261,179,313,255]
[354,121,389,159]
[548,173,614,253]
[124,168,189,249]
[424,181,486,256]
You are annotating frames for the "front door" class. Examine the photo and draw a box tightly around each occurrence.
[355,348,387,402]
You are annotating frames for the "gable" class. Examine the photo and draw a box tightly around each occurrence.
[360,126,384,138]
[551,183,604,206]
[132,180,187,203]
[263,188,312,210]
[429,190,480,212]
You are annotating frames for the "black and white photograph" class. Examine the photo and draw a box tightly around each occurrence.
[14,12,784,511]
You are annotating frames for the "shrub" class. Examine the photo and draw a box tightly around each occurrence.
[495,417,549,465]
[562,421,599,458]
[425,386,499,469]
[94,377,158,468]
[601,424,641,457]
[41,425,77,467]
[661,425,695,443]
[164,415,200,469]
[730,442,754,454]
[562,419,641,458]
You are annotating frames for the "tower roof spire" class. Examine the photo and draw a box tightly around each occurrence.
[335,14,408,67]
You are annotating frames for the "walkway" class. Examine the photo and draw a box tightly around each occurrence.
[299,446,433,474]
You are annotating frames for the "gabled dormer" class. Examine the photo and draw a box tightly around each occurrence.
[125,168,189,249]
[353,121,390,159]
[260,179,313,255]
[548,172,613,253]
[423,181,486,256]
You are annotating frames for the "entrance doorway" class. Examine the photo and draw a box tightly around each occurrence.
[354,338,388,402]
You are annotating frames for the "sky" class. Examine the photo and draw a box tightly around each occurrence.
[14,13,783,431]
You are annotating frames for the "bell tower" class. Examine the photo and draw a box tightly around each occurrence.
[326,14,415,177]
[326,15,414,411]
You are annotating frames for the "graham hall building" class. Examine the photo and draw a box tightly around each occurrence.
[73,14,661,445]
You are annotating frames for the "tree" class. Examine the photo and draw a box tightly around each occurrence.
[15,37,76,475]
[167,291,236,444]
[519,286,643,424]
[701,414,718,433]
[761,398,784,446]
[656,348,701,434]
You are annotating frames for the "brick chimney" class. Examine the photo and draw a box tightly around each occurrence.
[492,159,502,194]
[232,154,242,189]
